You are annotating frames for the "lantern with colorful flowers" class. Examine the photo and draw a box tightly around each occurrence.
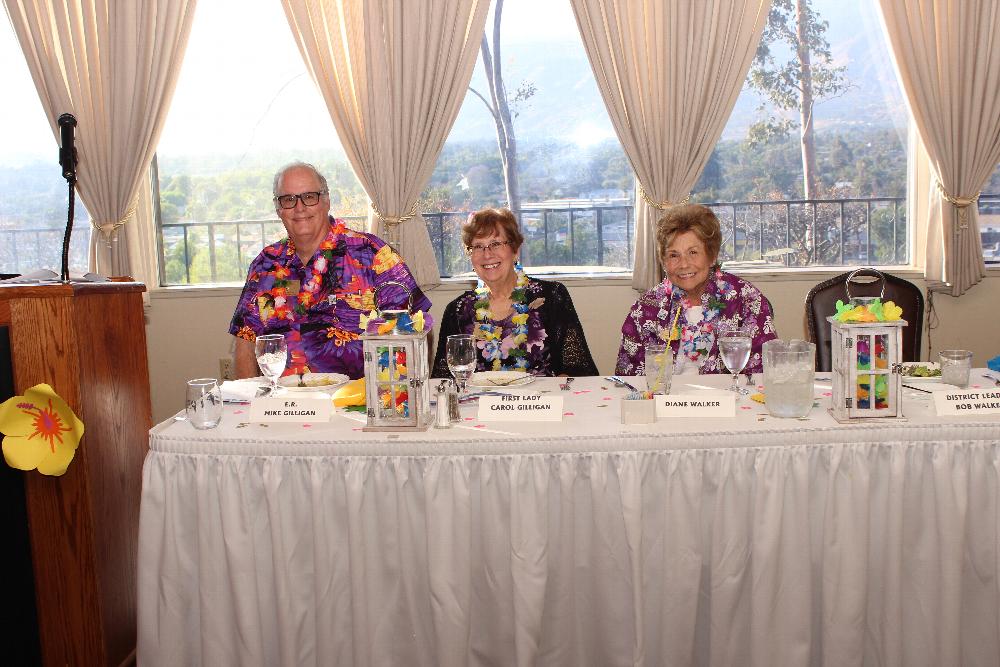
[361,281,432,431]
[827,293,906,422]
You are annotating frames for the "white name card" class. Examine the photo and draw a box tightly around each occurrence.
[933,388,1000,416]
[478,394,564,421]
[656,392,736,418]
[250,397,332,423]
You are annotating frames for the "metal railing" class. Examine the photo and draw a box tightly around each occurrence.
[151,194,1000,284]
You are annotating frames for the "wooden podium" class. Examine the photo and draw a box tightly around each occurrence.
[0,281,150,667]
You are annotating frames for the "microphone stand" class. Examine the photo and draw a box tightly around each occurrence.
[58,113,78,283]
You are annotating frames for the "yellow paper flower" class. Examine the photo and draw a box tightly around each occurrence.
[882,301,903,321]
[0,384,84,477]
[511,313,529,326]
[411,310,425,332]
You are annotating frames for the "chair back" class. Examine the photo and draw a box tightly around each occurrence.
[804,268,924,371]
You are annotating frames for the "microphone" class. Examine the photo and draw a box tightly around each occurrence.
[58,113,77,182]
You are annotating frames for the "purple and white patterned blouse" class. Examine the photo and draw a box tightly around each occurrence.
[615,269,777,375]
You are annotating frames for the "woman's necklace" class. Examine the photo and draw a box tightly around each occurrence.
[473,269,531,370]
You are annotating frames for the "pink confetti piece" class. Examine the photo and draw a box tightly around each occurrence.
[822,392,832,397]
[573,390,590,395]
[757,385,765,391]
[302,424,312,428]
[464,417,474,421]
[564,411,574,416]
[971,384,982,389]
[351,427,363,431]
[474,424,486,429]
[740,406,752,410]
[233,409,245,414]
[603,396,613,401]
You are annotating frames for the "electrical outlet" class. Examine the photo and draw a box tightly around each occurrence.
[219,357,235,381]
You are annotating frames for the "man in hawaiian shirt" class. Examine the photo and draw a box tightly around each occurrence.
[231,161,430,379]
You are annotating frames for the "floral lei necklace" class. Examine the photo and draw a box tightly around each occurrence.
[473,269,531,371]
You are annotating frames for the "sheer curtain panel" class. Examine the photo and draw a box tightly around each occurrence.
[281,0,490,288]
[3,0,198,281]
[878,0,1000,296]
[569,0,771,290]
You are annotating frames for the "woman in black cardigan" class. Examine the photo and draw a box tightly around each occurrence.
[431,208,599,378]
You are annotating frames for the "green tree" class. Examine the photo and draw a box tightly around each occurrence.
[747,0,849,199]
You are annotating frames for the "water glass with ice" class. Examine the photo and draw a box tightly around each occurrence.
[762,339,815,418]
[644,343,673,394]
[255,333,287,395]
[939,349,972,388]
[186,378,223,429]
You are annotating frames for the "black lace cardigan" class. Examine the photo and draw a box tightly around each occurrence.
[431,277,599,378]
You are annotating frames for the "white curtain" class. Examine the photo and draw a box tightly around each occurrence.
[569,0,771,291]
[3,0,198,281]
[281,0,490,289]
[877,0,1000,297]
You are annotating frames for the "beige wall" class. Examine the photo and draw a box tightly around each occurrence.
[146,271,1000,423]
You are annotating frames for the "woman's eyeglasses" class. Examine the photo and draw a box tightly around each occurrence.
[465,240,510,256]
[273,190,328,209]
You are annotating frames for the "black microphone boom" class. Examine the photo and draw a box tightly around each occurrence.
[58,113,78,282]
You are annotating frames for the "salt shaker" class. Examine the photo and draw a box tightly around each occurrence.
[434,381,452,429]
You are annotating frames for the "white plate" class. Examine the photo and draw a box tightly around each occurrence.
[469,371,535,388]
[277,373,350,392]
[899,362,942,382]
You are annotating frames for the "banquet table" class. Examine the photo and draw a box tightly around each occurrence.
[138,373,1000,667]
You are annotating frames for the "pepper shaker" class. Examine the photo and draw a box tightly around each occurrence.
[434,381,452,429]
[448,380,462,422]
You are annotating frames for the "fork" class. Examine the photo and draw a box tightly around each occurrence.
[559,377,575,391]
[487,376,526,387]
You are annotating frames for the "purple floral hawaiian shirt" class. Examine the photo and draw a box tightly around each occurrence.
[229,218,430,379]
[616,269,777,375]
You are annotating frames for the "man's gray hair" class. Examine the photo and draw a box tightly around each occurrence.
[272,161,329,196]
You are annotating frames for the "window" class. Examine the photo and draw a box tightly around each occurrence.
[155,0,365,285]
[981,163,1000,264]
[421,0,635,278]
[0,17,91,276]
[692,0,910,269]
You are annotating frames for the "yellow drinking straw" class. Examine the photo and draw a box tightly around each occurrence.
[667,301,681,343]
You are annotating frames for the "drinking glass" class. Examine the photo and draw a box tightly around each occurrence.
[255,333,288,395]
[644,343,673,394]
[939,349,973,388]
[186,378,222,429]
[762,339,815,418]
[718,327,752,393]
[446,334,476,396]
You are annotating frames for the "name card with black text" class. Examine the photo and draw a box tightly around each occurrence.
[933,389,1000,416]
[656,393,736,418]
[250,397,332,423]
[478,394,564,421]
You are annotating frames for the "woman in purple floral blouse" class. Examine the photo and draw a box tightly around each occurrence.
[616,204,777,376]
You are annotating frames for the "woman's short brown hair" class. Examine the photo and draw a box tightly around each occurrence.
[461,207,524,252]
[656,204,722,266]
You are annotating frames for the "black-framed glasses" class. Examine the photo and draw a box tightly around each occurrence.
[465,240,511,256]
[273,190,328,209]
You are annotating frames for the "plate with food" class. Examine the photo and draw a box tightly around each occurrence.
[469,370,535,388]
[278,372,351,392]
[899,362,942,382]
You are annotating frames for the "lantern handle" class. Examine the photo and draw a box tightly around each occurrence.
[844,267,885,303]
[372,280,415,315]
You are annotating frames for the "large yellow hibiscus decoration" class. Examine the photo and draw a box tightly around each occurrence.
[0,384,84,476]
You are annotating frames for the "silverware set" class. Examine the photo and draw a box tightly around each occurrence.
[605,376,640,392]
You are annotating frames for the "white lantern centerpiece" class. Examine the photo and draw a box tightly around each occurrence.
[828,296,906,422]
[360,281,432,431]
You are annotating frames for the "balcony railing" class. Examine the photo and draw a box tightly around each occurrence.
[152,194,1000,284]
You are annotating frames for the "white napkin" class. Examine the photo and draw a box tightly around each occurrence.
[220,380,260,403]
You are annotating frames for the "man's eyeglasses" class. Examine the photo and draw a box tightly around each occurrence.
[273,190,328,210]
[465,240,511,256]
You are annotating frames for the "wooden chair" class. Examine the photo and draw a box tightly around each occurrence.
[804,268,924,372]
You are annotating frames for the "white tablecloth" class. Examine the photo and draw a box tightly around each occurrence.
[138,374,1000,667]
